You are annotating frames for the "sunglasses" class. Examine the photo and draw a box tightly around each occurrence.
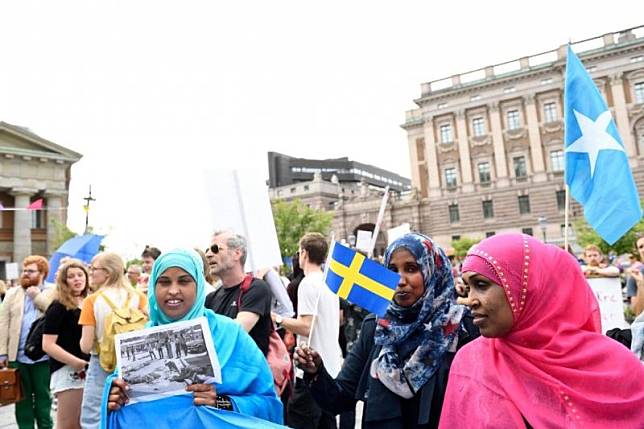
[206,244,226,254]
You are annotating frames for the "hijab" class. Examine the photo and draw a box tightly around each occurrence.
[147,248,208,326]
[440,234,644,428]
[372,232,465,398]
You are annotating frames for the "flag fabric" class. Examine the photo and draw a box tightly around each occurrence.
[27,198,43,210]
[324,241,400,317]
[564,46,642,244]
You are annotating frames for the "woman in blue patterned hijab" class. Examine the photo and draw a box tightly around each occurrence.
[373,232,465,399]
[294,232,476,428]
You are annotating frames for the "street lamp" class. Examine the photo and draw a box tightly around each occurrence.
[537,216,548,242]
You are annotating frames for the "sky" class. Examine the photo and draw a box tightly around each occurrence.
[1,1,642,259]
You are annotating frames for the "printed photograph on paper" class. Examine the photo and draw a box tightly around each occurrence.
[115,317,221,404]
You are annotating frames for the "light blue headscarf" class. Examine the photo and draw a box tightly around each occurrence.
[146,248,207,326]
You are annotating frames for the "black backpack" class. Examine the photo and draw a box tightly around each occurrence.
[25,317,46,361]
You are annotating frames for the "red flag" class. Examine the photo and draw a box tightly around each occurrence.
[27,199,43,210]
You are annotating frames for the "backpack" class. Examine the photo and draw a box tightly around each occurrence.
[97,291,148,372]
[237,275,293,396]
[24,317,47,361]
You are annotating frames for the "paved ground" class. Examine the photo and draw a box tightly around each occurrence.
[0,404,18,429]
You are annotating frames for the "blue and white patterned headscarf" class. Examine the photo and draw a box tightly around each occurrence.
[372,232,465,398]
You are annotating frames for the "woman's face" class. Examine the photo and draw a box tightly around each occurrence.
[155,267,197,320]
[462,272,514,338]
[89,258,109,287]
[66,267,87,296]
[388,248,425,307]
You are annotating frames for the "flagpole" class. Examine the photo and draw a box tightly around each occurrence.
[368,186,390,259]
[564,185,570,250]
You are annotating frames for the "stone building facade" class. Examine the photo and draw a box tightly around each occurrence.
[393,26,644,248]
[0,122,82,266]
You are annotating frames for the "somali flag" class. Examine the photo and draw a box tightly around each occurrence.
[325,241,400,317]
[564,46,642,244]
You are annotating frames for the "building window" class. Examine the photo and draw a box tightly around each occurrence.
[445,168,457,188]
[303,185,309,191]
[451,235,461,242]
[507,110,520,130]
[472,117,486,137]
[485,231,495,238]
[290,187,296,193]
[556,190,566,212]
[31,210,45,229]
[518,195,531,214]
[448,204,460,224]
[478,162,491,184]
[543,102,558,122]
[513,156,527,178]
[440,124,453,144]
[482,200,494,219]
[635,82,644,104]
[550,150,564,172]
[522,227,534,236]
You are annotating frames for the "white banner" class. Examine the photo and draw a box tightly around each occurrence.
[5,263,19,280]
[586,277,629,333]
[204,169,282,272]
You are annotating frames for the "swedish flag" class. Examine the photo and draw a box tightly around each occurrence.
[324,241,400,317]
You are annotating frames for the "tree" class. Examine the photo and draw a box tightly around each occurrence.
[50,218,78,250]
[451,237,481,258]
[574,210,644,256]
[272,199,334,258]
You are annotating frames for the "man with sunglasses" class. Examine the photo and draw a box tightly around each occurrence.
[204,231,273,356]
[0,255,54,429]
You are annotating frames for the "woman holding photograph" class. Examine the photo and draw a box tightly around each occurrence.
[103,248,283,428]
[79,253,148,429]
[42,259,91,429]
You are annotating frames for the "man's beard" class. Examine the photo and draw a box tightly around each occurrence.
[20,276,39,288]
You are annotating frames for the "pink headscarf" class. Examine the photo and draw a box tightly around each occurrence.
[439,234,644,429]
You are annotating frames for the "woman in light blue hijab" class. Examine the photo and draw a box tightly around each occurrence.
[101,249,284,429]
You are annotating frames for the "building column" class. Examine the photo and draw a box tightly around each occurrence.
[45,191,66,257]
[423,117,442,197]
[406,133,423,194]
[489,103,509,187]
[11,189,35,264]
[610,73,637,159]
[455,112,474,192]
[524,95,547,182]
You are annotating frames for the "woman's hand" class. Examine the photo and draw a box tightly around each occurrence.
[71,358,89,371]
[107,378,129,411]
[186,383,217,406]
[294,345,322,374]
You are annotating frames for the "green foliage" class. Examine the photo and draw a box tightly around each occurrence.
[451,237,481,258]
[272,199,334,258]
[574,201,644,255]
[127,258,143,268]
[50,218,78,250]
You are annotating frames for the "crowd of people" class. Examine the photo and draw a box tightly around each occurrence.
[0,229,643,429]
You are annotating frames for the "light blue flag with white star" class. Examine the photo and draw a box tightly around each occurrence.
[564,45,641,244]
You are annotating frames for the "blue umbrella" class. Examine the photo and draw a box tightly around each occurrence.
[46,234,104,283]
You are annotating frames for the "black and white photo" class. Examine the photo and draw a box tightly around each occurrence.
[115,317,221,403]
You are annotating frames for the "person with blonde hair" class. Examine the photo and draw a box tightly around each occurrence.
[42,259,91,429]
[78,252,148,429]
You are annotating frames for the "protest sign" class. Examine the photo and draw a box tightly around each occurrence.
[204,169,282,272]
[387,223,410,244]
[586,277,629,332]
[355,230,372,253]
[5,263,19,280]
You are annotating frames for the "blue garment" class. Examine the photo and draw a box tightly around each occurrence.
[564,46,642,244]
[326,241,400,317]
[101,249,284,429]
[373,232,465,399]
[17,286,48,364]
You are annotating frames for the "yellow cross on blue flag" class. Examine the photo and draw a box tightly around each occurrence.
[324,241,399,317]
[564,45,642,244]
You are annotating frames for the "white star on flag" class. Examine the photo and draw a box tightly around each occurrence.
[564,109,625,178]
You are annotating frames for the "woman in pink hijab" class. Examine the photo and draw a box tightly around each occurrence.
[440,233,644,429]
